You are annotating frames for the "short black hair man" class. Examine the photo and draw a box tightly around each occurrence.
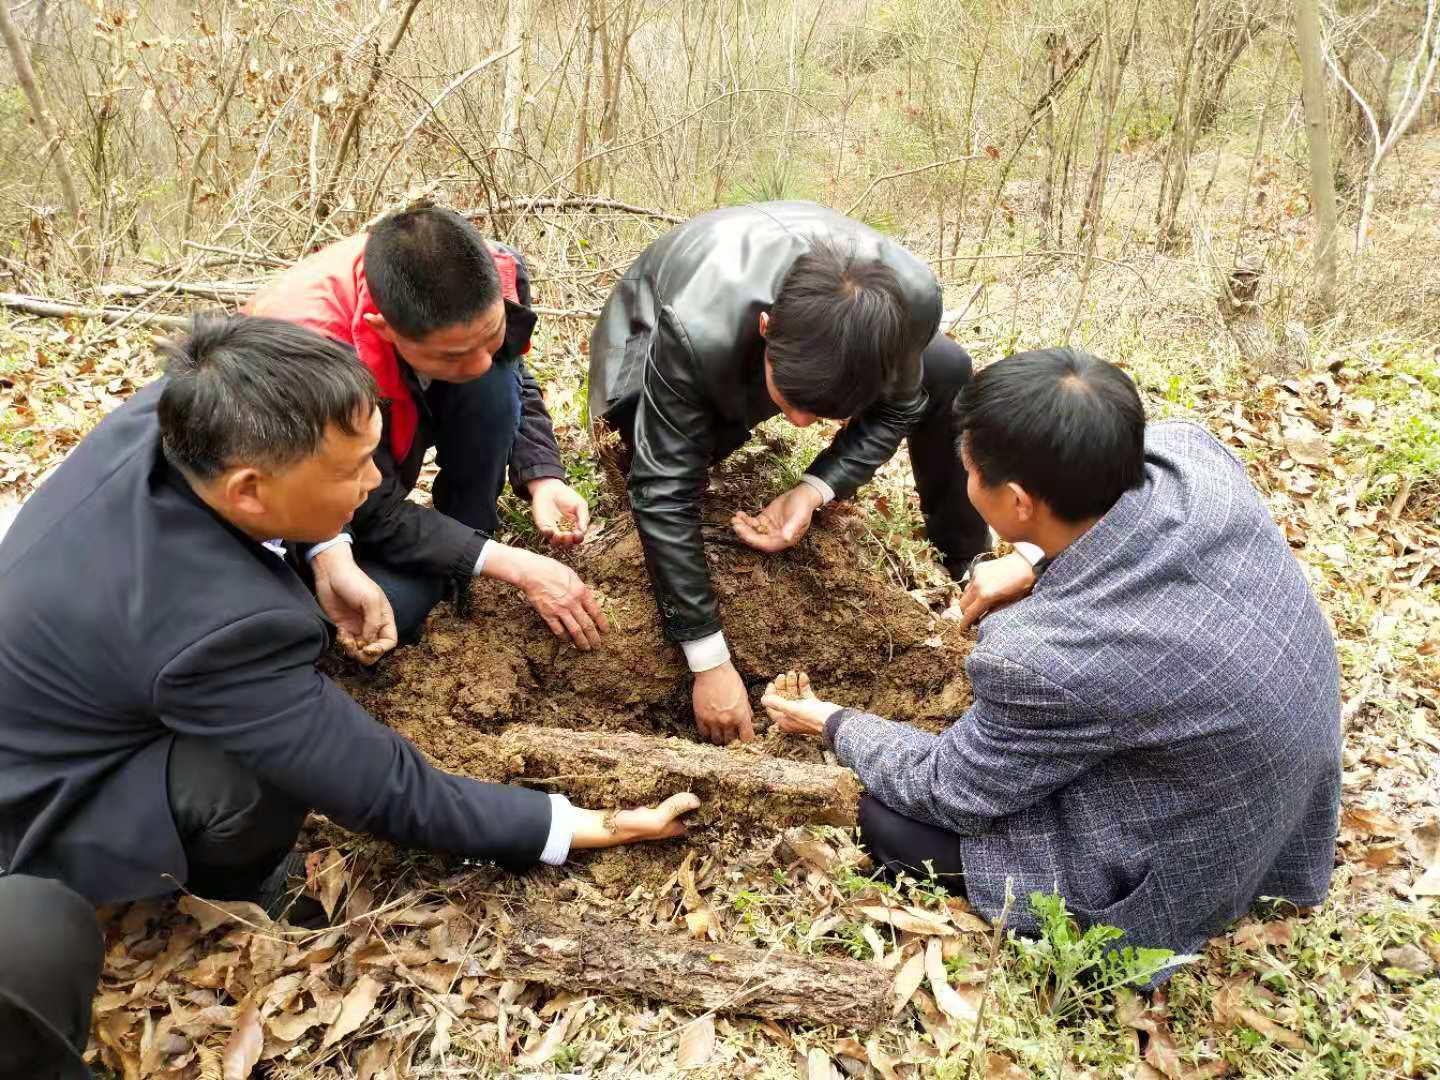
[248,205,607,651]
[589,201,1010,745]
[0,316,697,1079]
[761,348,1341,965]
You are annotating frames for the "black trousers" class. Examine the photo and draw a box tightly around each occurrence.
[361,363,524,642]
[0,737,305,1079]
[858,794,968,889]
[907,335,990,575]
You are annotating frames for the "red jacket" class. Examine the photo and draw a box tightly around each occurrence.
[247,232,529,463]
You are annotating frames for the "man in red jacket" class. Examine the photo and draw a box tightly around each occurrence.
[249,206,606,648]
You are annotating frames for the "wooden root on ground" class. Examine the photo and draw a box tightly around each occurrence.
[494,723,861,828]
[501,906,890,1028]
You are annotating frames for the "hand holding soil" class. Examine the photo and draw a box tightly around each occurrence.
[762,669,844,737]
[569,792,701,849]
[731,482,824,553]
[529,477,592,548]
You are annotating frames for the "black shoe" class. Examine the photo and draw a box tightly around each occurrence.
[255,852,330,929]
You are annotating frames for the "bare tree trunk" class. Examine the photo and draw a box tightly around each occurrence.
[573,0,599,193]
[499,0,532,155]
[1155,0,1207,248]
[0,0,86,240]
[1298,0,1339,309]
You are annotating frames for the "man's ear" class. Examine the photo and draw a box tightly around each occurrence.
[1007,481,1036,523]
[222,467,268,519]
[758,310,770,338]
[363,311,398,345]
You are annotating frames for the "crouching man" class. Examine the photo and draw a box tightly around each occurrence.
[0,316,697,1079]
[762,348,1341,961]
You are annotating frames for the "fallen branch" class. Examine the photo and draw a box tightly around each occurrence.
[494,724,861,828]
[0,292,188,330]
[468,196,684,225]
[502,905,889,1027]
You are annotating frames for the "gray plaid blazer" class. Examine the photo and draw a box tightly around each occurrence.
[830,422,1342,956]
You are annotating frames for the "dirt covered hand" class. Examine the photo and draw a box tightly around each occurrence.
[311,542,398,664]
[569,792,701,849]
[731,482,824,553]
[693,661,755,745]
[484,544,610,650]
[528,476,591,548]
[761,669,844,737]
[957,551,1036,629]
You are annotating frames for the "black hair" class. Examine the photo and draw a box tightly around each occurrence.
[159,313,380,481]
[766,237,910,418]
[954,347,1146,522]
[364,205,500,339]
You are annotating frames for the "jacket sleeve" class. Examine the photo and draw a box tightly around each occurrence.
[154,608,552,866]
[803,376,928,500]
[349,439,487,579]
[508,360,567,495]
[827,652,1118,835]
[504,250,567,495]
[627,314,722,641]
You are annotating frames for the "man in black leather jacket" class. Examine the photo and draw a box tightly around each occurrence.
[590,202,1010,745]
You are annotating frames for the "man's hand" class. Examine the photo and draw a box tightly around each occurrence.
[484,544,609,650]
[732,482,824,553]
[957,552,1037,629]
[692,661,755,745]
[761,670,844,737]
[529,477,591,548]
[311,543,398,665]
[570,793,702,850]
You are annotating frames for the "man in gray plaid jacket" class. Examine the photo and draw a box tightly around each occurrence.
[763,348,1341,959]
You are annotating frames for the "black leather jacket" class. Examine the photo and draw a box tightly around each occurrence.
[588,202,942,642]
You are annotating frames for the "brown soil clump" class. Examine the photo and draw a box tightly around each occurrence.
[342,506,973,774]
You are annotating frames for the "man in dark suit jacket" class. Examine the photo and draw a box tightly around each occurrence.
[762,348,1341,963]
[0,315,697,1079]
[589,202,1031,745]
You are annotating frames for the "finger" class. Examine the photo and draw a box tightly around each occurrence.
[564,598,602,646]
[571,499,591,536]
[542,613,567,641]
[797,670,812,698]
[558,610,593,650]
[579,590,610,634]
[657,792,702,820]
[737,714,755,742]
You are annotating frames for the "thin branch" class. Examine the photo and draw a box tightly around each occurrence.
[844,155,988,218]
[361,44,519,219]
[183,37,253,238]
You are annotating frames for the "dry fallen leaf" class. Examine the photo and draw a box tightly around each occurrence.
[925,937,979,1022]
[1236,1007,1305,1050]
[806,1047,834,1080]
[866,1037,900,1080]
[1342,806,1402,837]
[677,1014,715,1069]
[321,975,383,1048]
[858,903,954,936]
[221,1002,263,1080]
[891,947,925,1015]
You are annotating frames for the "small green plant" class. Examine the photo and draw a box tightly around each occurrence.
[1013,891,1191,1019]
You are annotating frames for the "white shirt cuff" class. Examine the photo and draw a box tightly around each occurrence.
[471,539,495,577]
[799,474,835,506]
[539,793,577,866]
[681,631,731,673]
[305,532,353,561]
[1014,542,1045,567]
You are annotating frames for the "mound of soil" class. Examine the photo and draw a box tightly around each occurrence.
[342,501,973,779]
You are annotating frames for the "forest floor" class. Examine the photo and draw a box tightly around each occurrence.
[1,127,1438,1078]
